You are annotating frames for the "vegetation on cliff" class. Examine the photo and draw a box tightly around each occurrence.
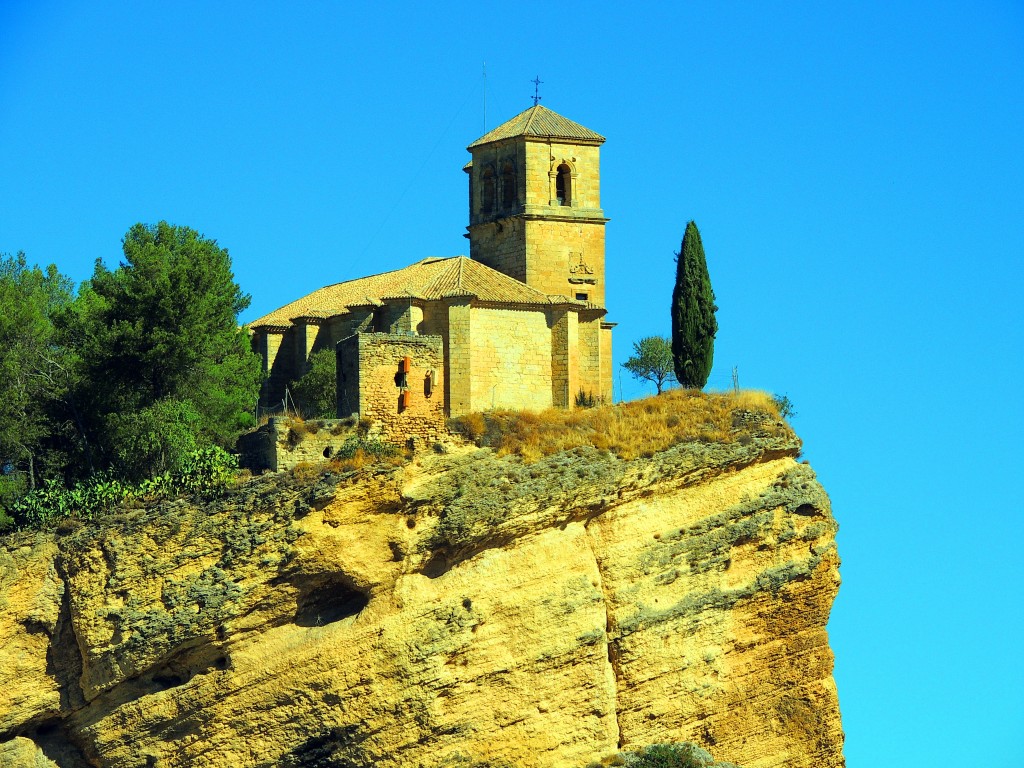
[0,224,259,530]
[0,253,75,501]
[671,221,718,390]
[603,742,742,767]
[622,336,676,395]
[449,389,787,462]
[68,221,261,476]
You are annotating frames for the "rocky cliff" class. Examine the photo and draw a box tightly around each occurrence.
[0,407,843,767]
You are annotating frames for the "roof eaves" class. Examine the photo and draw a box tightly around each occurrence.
[380,290,426,302]
[347,296,384,308]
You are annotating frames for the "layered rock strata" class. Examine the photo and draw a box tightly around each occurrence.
[0,428,843,767]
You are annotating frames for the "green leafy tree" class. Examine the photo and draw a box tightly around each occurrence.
[291,348,337,419]
[68,222,261,478]
[0,253,75,492]
[622,336,676,394]
[671,221,718,389]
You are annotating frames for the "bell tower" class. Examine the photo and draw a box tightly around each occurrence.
[464,105,608,306]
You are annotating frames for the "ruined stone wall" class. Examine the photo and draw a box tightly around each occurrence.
[469,306,553,412]
[352,333,446,446]
[238,418,359,472]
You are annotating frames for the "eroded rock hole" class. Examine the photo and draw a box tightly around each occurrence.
[421,551,449,579]
[147,646,232,693]
[294,579,369,627]
[284,724,368,767]
[388,541,404,562]
[24,721,92,768]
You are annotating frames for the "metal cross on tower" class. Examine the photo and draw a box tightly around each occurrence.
[531,76,543,106]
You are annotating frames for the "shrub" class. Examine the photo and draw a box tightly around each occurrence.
[620,742,742,768]
[449,412,487,443]
[772,394,796,420]
[334,435,399,461]
[575,389,598,408]
[5,446,240,532]
[105,398,201,479]
[168,446,238,496]
[325,435,402,472]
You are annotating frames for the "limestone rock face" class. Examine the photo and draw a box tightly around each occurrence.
[0,431,843,767]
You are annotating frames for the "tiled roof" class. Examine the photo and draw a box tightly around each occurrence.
[249,257,558,329]
[467,105,605,149]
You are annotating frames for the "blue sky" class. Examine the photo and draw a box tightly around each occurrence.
[2,1,1022,765]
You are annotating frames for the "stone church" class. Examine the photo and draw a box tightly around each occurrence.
[249,105,614,440]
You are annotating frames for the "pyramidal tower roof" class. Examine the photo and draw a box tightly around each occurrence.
[467,105,605,149]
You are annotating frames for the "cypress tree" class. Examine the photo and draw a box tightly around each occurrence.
[671,221,718,389]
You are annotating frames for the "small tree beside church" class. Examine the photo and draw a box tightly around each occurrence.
[291,349,337,419]
[623,336,675,394]
[671,221,718,389]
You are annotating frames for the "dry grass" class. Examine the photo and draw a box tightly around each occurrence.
[327,449,407,472]
[448,389,788,462]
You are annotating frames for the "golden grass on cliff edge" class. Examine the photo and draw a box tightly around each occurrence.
[449,389,788,462]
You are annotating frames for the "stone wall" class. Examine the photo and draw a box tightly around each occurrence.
[237,418,358,472]
[600,321,615,403]
[523,140,602,210]
[577,313,604,404]
[550,307,578,408]
[445,301,472,417]
[340,333,446,447]
[469,306,553,412]
[522,218,606,305]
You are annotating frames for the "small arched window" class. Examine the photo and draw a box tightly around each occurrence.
[481,168,496,214]
[555,164,572,206]
[501,161,516,209]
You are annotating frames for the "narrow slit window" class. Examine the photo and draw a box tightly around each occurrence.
[481,168,495,214]
[501,162,516,209]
